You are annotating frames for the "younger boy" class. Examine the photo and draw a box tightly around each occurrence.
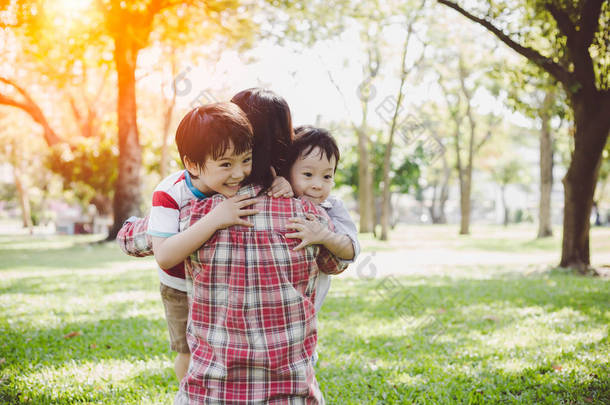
[147,102,260,381]
[285,125,360,314]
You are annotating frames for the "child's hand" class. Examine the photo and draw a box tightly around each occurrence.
[286,213,330,250]
[267,167,294,198]
[210,194,260,230]
[268,176,294,198]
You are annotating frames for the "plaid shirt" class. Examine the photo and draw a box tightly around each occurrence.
[115,208,191,258]
[180,184,346,404]
[116,216,153,257]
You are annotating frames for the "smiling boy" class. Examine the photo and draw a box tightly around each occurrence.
[147,103,260,381]
[285,126,360,315]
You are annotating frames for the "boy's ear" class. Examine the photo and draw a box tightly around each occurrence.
[183,156,201,175]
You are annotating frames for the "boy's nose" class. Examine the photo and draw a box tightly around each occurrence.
[231,168,245,179]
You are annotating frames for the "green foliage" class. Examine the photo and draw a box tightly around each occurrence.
[336,135,424,197]
[491,158,529,188]
[0,182,17,204]
[444,0,610,93]
[46,136,118,205]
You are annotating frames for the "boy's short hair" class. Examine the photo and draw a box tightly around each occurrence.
[288,126,340,173]
[175,102,253,171]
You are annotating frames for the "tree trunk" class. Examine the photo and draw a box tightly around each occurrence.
[537,90,554,238]
[459,170,471,234]
[357,128,374,233]
[380,172,391,239]
[428,163,449,224]
[14,165,33,234]
[108,38,143,239]
[560,95,610,273]
[457,56,476,235]
[429,178,440,222]
[160,55,177,179]
[500,185,508,226]
[437,154,450,224]
[91,194,113,217]
[380,25,412,241]
[159,101,173,179]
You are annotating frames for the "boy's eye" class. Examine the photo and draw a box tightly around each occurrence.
[220,162,231,168]
[303,172,312,177]
[243,157,252,164]
[324,175,333,180]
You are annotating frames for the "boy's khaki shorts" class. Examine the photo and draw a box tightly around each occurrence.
[160,283,190,353]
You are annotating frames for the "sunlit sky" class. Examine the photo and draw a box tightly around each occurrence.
[138,22,532,131]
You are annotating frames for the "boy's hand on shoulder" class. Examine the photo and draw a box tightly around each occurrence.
[210,194,260,230]
[267,169,294,198]
[286,213,331,250]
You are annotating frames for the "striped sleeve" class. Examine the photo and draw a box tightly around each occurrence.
[147,173,182,238]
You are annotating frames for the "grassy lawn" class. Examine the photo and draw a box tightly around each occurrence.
[0,229,609,404]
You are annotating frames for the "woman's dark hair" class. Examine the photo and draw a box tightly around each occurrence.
[287,125,340,173]
[231,88,293,190]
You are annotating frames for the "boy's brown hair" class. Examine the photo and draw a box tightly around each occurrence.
[175,102,253,175]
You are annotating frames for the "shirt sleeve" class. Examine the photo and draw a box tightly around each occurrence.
[324,196,361,264]
[302,201,348,275]
[116,215,154,257]
[147,189,180,237]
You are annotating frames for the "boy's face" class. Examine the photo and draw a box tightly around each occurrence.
[289,147,336,205]
[189,143,252,197]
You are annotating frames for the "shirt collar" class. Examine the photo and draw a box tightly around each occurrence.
[184,170,207,200]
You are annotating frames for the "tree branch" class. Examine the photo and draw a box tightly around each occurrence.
[436,0,574,88]
[546,3,576,39]
[579,0,604,48]
[0,77,63,146]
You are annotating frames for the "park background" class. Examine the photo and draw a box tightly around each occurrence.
[0,0,609,403]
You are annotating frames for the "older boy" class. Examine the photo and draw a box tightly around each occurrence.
[146,102,259,381]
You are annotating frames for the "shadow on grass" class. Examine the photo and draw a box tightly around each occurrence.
[317,355,610,404]
[0,365,177,405]
[0,316,168,368]
[0,238,149,272]
[0,266,156,296]
[314,272,610,403]
[317,317,609,403]
[322,272,610,324]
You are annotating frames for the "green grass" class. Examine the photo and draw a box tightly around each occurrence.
[0,230,609,404]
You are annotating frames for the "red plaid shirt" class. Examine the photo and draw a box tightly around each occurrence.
[116,216,153,257]
[180,184,346,404]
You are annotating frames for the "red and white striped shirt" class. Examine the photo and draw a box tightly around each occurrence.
[148,170,207,291]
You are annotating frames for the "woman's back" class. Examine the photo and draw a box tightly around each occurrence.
[180,184,340,404]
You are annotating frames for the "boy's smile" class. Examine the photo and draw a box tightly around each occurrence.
[187,143,252,198]
[289,147,336,205]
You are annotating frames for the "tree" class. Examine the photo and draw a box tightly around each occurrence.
[537,88,558,237]
[379,0,426,240]
[1,0,255,238]
[489,62,569,238]
[333,123,423,228]
[437,51,494,235]
[491,158,528,226]
[437,0,610,271]
[425,152,451,224]
[321,0,404,233]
